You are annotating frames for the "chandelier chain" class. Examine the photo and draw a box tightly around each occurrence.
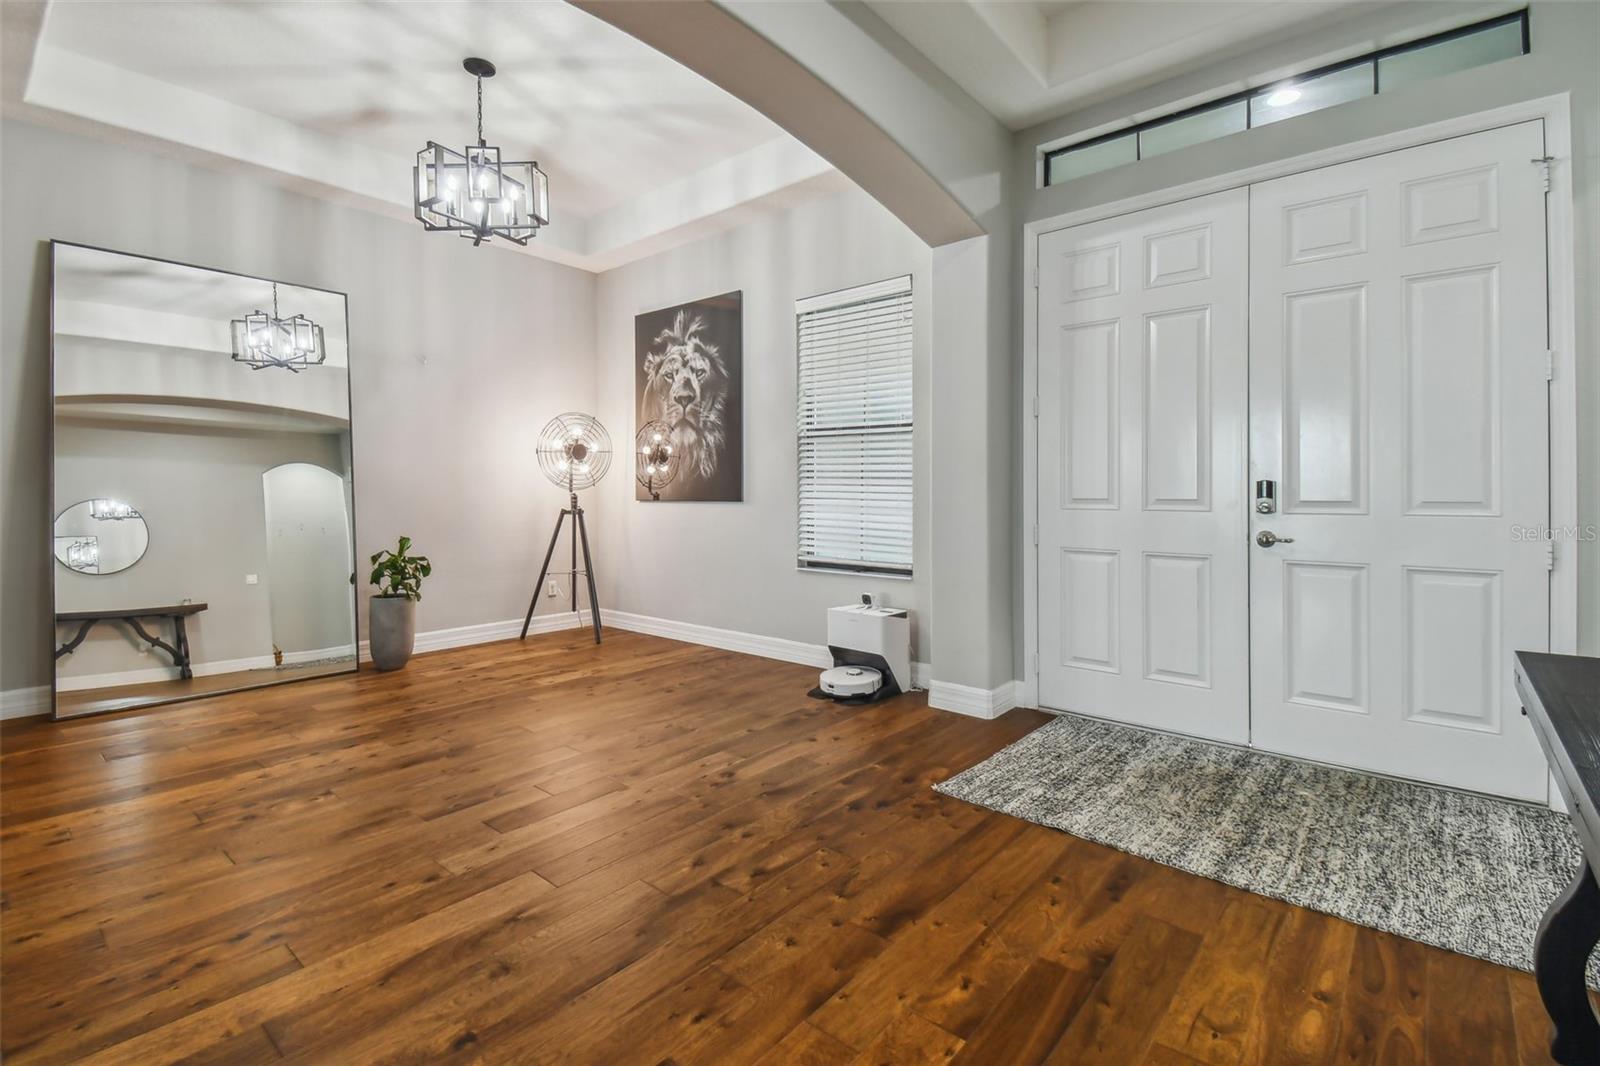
[476,75,485,147]
[271,282,279,319]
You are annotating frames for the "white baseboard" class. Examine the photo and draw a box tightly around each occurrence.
[373,608,934,690]
[30,608,939,715]
[279,643,357,665]
[56,641,359,692]
[602,610,830,669]
[600,609,932,692]
[58,653,272,692]
[927,678,1021,719]
[357,611,590,662]
[1,686,51,721]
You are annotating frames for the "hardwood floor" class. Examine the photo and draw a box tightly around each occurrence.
[0,630,1560,1064]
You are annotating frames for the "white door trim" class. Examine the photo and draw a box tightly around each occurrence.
[1022,93,1580,716]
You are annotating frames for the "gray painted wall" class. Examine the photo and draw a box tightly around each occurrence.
[53,421,348,679]
[1008,0,1600,673]
[591,186,935,660]
[714,1,1020,689]
[1,117,598,696]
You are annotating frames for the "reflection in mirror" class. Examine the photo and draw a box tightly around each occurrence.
[51,243,356,718]
[53,499,150,574]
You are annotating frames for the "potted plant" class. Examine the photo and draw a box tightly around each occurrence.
[367,536,431,671]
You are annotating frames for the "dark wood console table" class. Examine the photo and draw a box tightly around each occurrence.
[54,604,208,680]
[1516,650,1600,1065]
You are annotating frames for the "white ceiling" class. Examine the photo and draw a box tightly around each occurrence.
[39,0,786,220]
[865,0,1497,130]
[5,0,844,271]
[5,0,1516,268]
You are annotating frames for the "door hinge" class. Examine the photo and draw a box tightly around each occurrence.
[1032,265,1039,290]
[1032,395,1039,418]
[1545,349,1556,381]
[1032,523,1039,546]
[1533,156,1554,193]
[1548,542,1557,572]
[1031,653,1040,675]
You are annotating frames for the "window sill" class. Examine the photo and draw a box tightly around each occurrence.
[796,565,914,582]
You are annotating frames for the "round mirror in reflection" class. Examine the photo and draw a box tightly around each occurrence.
[53,499,150,575]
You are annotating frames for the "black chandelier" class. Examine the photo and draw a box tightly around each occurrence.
[229,283,326,372]
[415,58,550,247]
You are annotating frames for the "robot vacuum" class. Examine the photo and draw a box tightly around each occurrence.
[819,665,883,699]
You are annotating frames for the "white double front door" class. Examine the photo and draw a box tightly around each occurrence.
[1037,121,1551,801]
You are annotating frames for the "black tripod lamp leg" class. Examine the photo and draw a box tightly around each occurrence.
[521,510,568,640]
[576,508,602,644]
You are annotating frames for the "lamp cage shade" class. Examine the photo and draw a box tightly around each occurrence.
[635,420,680,498]
[537,413,611,491]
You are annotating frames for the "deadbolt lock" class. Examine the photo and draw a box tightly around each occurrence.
[1255,479,1276,515]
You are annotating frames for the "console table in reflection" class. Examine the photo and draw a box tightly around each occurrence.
[54,604,208,680]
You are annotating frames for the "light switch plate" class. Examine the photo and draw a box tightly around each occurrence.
[245,574,259,585]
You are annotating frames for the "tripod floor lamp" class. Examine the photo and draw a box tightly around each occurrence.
[521,413,611,644]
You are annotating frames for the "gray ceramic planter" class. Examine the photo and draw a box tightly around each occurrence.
[369,595,417,671]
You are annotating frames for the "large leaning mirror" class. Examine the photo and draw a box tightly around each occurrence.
[50,242,356,718]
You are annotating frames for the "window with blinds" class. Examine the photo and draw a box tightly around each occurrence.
[796,275,913,577]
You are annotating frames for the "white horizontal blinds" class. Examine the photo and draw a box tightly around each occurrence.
[797,275,913,575]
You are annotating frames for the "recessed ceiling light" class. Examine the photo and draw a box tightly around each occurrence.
[1265,87,1303,108]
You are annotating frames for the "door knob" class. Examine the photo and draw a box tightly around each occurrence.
[1256,530,1294,547]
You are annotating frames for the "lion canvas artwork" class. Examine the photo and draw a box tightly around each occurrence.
[635,291,744,501]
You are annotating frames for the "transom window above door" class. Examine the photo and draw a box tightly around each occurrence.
[1042,10,1530,186]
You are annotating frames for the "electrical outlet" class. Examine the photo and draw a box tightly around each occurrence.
[245,574,259,585]
[546,580,561,598]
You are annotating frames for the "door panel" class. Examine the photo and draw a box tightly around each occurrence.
[1283,285,1366,512]
[1062,321,1119,507]
[1038,189,1249,744]
[1248,121,1549,801]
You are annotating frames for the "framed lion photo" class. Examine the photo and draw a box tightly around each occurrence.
[635,291,744,502]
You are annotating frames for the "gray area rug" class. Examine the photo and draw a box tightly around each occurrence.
[935,712,1586,980]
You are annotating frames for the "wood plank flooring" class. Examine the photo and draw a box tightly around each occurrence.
[0,630,1561,1064]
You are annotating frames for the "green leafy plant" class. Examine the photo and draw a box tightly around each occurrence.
[369,536,432,601]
